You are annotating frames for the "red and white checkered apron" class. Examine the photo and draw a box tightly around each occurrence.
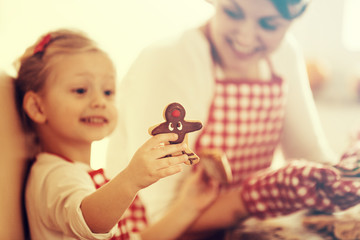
[88,169,148,240]
[195,74,287,187]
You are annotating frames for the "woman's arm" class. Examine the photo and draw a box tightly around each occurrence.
[273,34,337,164]
[188,188,248,232]
[141,168,220,240]
[140,191,201,240]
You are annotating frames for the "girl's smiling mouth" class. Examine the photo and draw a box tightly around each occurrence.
[80,116,108,125]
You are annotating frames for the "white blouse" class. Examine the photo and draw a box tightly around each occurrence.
[106,28,337,223]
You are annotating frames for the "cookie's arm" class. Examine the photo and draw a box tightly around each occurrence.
[148,124,160,136]
[149,122,168,136]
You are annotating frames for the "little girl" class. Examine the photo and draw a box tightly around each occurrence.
[14,29,218,240]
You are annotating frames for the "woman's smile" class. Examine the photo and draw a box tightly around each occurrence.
[226,36,265,59]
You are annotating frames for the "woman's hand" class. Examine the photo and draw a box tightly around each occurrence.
[241,159,360,219]
[323,178,360,211]
[125,133,188,190]
[139,163,220,240]
[177,166,220,215]
[335,138,360,176]
[329,138,360,210]
[241,160,338,218]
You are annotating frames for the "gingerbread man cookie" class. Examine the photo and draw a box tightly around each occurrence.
[149,102,202,165]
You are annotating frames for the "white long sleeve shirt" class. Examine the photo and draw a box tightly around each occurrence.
[26,153,141,240]
[106,28,336,223]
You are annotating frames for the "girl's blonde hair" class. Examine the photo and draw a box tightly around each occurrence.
[14,29,104,134]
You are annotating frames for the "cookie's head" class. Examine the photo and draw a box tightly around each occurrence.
[164,103,187,143]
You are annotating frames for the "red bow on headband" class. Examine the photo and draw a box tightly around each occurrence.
[33,34,51,55]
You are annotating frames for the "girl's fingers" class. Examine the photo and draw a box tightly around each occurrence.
[152,141,187,159]
[156,154,188,170]
[145,133,178,149]
[156,164,183,178]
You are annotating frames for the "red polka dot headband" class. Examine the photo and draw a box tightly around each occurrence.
[33,34,52,55]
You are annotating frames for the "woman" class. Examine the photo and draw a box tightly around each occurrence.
[106,0,360,235]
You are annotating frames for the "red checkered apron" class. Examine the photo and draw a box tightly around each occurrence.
[88,169,148,240]
[195,72,287,187]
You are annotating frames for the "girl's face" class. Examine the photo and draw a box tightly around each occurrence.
[209,0,292,69]
[39,51,117,145]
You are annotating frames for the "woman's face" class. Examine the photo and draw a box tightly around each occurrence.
[209,0,293,69]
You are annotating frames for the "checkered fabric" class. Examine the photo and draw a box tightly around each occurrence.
[194,77,360,219]
[241,160,339,218]
[329,136,360,211]
[88,169,148,240]
[323,178,360,211]
[195,77,287,186]
[241,159,360,219]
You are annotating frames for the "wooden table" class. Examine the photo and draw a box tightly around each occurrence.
[225,211,335,240]
[225,205,360,240]
[183,206,360,240]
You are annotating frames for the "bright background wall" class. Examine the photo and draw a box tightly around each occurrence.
[0,0,213,168]
[1,0,359,169]
[0,0,213,79]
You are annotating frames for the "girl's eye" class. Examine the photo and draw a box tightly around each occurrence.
[259,18,278,31]
[73,88,87,94]
[224,8,244,20]
[104,90,114,96]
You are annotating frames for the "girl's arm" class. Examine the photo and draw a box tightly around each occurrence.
[80,168,141,234]
[81,133,188,233]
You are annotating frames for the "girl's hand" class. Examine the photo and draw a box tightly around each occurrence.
[177,166,220,214]
[125,133,188,190]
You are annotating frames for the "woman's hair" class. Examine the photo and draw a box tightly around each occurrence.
[270,0,309,20]
[14,29,103,134]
